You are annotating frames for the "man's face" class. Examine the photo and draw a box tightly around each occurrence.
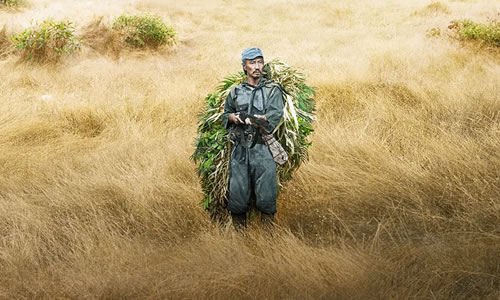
[244,57,264,81]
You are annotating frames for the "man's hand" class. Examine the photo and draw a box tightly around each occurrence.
[254,115,267,122]
[229,113,244,124]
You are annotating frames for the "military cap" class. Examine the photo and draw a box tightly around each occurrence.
[241,47,264,62]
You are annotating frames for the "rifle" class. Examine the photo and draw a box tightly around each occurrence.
[235,112,288,165]
[237,112,268,128]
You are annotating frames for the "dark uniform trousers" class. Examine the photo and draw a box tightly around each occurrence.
[227,142,277,215]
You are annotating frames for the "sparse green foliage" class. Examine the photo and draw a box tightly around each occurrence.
[2,0,26,8]
[192,60,315,221]
[11,19,81,62]
[112,14,176,48]
[448,19,500,47]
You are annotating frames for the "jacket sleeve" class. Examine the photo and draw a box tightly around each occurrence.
[263,86,284,134]
[221,90,236,130]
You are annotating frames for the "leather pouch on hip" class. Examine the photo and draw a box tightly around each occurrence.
[261,133,288,165]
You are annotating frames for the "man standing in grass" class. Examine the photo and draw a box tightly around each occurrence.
[221,47,284,230]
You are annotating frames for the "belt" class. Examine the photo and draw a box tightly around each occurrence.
[230,125,265,147]
[243,133,264,148]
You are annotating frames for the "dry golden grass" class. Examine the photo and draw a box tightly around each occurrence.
[0,26,13,59]
[0,0,499,299]
[412,1,451,16]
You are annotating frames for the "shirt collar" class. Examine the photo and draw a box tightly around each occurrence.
[242,78,267,90]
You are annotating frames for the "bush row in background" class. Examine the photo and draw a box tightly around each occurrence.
[6,14,176,62]
[448,18,500,47]
[427,18,500,49]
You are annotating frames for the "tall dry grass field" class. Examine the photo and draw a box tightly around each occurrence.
[1,0,499,298]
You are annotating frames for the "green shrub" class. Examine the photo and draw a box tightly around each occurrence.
[11,19,81,62]
[112,14,176,48]
[448,19,500,47]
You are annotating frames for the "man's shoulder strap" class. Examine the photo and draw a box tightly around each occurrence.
[263,81,284,99]
[263,80,281,89]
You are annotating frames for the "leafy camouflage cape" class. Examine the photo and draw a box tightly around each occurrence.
[192,59,316,222]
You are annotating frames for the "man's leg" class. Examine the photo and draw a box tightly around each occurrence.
[228,145,251,229]
[250,144,278,218]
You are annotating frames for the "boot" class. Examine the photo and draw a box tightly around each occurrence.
[261,212,275,229]
[231,213,247,231]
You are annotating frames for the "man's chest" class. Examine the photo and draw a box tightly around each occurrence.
[234,87,266,112]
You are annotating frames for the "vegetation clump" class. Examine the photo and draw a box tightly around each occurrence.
[448,19,500,47]
[426,27,441,38]
[192,59,315,221]
[112,14,176,48]
[11,19,81,62]
[1,0,26,8]
[413,1,450,16]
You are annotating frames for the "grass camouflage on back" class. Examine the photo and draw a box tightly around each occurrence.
[192,59,316,222]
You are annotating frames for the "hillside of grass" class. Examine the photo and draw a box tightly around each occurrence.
[0,0,499,298]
